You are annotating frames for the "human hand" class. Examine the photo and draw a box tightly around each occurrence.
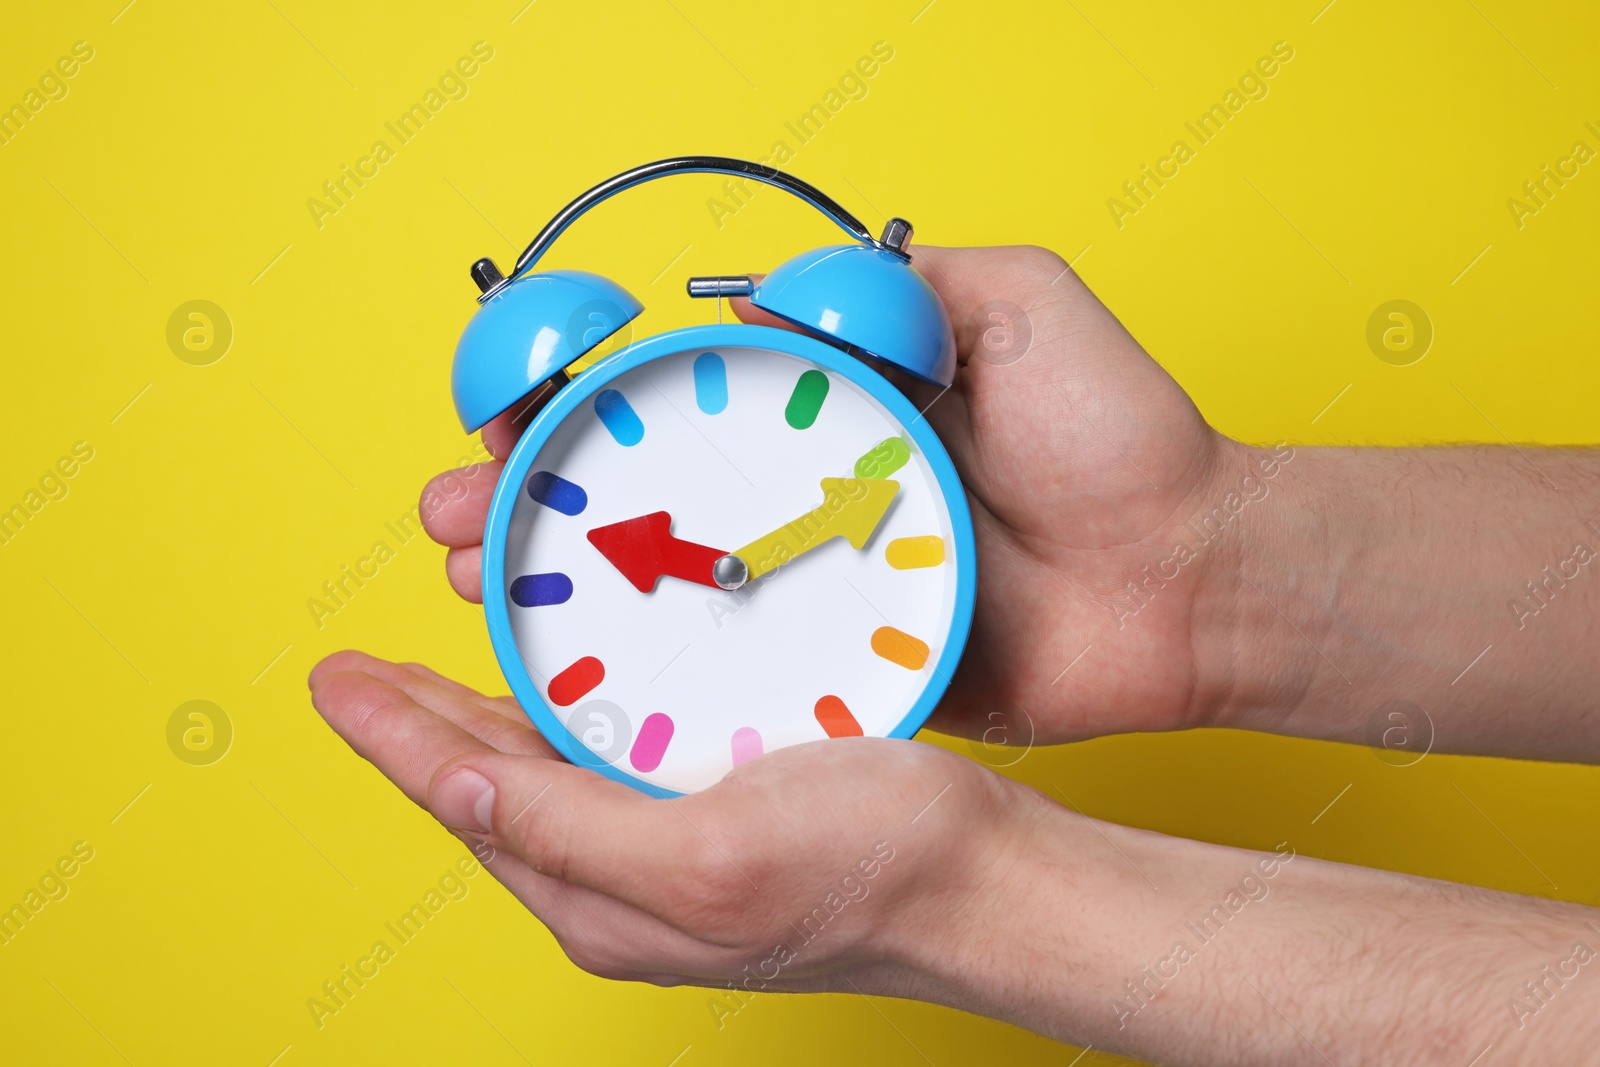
[307,650,1026,996]
[422,245,1255,745]
[307,652,1600,1065]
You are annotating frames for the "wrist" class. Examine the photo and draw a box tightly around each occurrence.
[883,777,1162,1046]
[1182,434,1325,731]
[889,780,1600,1065]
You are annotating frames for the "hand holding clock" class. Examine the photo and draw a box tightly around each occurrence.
[422,244,1243,746]
[316,244,1600,1063]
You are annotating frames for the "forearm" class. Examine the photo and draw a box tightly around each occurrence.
[898,792,1600,1065]
[1203,443,1600,761]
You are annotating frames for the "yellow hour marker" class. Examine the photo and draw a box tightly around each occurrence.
[871,626,929,671]
[885,536,944,570]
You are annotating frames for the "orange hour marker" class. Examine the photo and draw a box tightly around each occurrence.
[814,695,862,738]
[871,626,929,670]
[885,536,944,570]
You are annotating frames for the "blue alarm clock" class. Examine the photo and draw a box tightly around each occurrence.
[451,157,975,797]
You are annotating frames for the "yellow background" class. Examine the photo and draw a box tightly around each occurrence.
[3,1,1597,1064]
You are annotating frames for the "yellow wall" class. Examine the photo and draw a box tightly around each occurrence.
[2,2,1596,1064]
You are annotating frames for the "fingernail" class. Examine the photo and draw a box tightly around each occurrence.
[434,768,495,833]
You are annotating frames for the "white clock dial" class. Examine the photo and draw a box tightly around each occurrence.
[500,343,961,794]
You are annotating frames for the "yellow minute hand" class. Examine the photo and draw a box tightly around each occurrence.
[715,478,899,589]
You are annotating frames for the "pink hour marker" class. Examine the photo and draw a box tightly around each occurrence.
[730,727,763,766]
[630,713,674,772]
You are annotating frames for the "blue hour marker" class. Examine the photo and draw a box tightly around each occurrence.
[693,352,728,414]
[526,471,587,515]
[510,572,574,607]
[595,389,644,446]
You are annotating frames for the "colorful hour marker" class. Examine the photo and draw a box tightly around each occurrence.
[510,572,574,606]
[730,726,763,766]
[630,712,674,772]
[595,388,644,446]
[814,695,863,738]
[871,626,930,671]
[548,656,605,706]
[854,436,911,479]
[693,352,728,414]
[785,369,830,429]
[526,470,587,515]
[886,536,945,570]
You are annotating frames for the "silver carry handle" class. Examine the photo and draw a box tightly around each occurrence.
[471,156,905,302]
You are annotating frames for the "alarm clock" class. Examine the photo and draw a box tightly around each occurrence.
[451,157,975,797]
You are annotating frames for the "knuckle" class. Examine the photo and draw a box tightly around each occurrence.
[506,809,553,873]
[312,669,402,732]
[507,798,578,880]
[418,474,466,530]
[1011,244,1069,280]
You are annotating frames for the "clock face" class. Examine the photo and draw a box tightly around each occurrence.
[490,329,971,795]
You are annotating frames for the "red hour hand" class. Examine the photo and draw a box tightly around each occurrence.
[586,512,727,593]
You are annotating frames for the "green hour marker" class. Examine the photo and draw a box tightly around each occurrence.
[785,370,830,429]
[854,436,912,479]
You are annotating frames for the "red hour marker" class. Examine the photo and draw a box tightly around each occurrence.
[548,656,604,706]
[814,695,862,738]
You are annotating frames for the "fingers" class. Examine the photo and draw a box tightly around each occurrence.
[480,378,558,460]
[915,243,1126,374]
[396,659,538,730]
[309,656,727,919]
[728,275,797,333]
[726,244,1088,372]
[726,299,790,330]
[310,665,500,810]
[729,271,950,413]
[404,655,552,754]
[481,410,521,461]
[428,749,733,922]
[419,462,501,548]
[311,651,553,757]
[445,546,483,603]
[729,245,1074,384]
[910,243,1065,315]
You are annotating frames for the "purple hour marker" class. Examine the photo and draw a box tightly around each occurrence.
[526,470,587,515]
[509,572,573,607]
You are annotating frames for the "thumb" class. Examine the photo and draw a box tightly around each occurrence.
[425,751,717,918]
[726,273,795,332]
[731,244,1083,369]
[908,244,1080,364]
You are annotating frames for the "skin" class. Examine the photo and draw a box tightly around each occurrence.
[312,245,1600,1064]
